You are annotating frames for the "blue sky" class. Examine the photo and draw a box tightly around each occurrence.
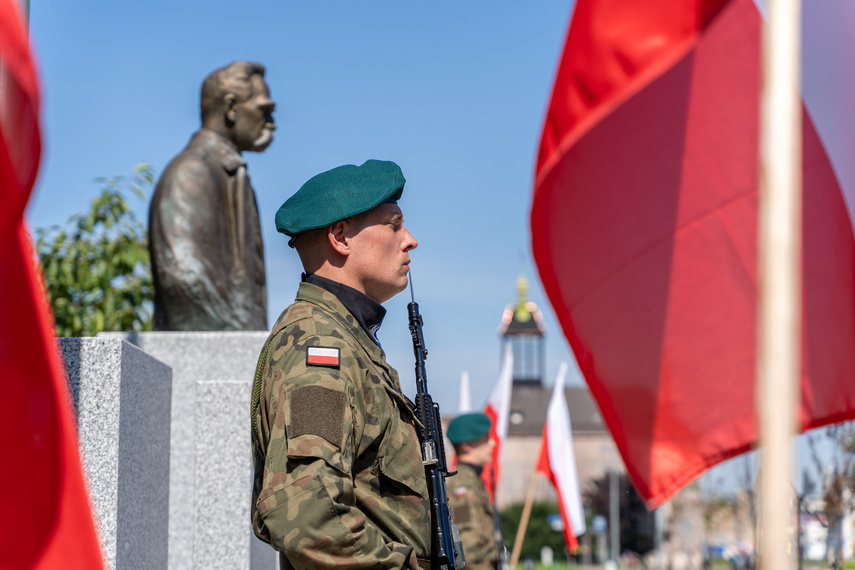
[24,1,582,414]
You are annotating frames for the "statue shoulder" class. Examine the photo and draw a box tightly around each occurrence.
[161,146,217,181]
[152,141,219,203]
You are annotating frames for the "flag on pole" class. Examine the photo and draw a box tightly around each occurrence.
[531,0,855,507]
[458,371,472,413]
[0,1,105,566]
[482,343,513,500]
[535,363,585,551]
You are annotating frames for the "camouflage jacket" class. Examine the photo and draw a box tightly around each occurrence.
[251,282,431,569]
[446,464,498,570]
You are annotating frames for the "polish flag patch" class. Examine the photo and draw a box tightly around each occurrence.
[306,346,340,367]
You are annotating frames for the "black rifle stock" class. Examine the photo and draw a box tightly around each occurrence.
[407,277,465,569]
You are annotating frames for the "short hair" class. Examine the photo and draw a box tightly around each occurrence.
[200,61,266,123]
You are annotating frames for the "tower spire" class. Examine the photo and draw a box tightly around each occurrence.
[515,274,531,323]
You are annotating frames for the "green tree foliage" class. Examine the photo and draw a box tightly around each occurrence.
[35,164,155,336]
[501,501,566,561]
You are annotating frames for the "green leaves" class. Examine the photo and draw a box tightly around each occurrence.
[35,164,155,337]
[500,501,565,560]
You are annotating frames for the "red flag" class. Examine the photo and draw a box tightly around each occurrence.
[0,1,105,566]
[535,364,585,551]
[481,344,513,501]
[531,0,855,507]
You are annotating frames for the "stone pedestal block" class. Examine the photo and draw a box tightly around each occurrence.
[195,380,253,567]
[102,331,276,569]
[60,337,171,570]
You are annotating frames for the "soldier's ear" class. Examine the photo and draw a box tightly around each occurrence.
[224,93,237,125]
[328,222,350,257]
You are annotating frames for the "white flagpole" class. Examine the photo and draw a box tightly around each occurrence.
[758,0,801,567]
[459,371,472,413]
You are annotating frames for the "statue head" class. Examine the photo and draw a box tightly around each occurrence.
[200,61,276,153]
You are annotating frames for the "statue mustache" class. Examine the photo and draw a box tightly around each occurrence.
[252,126,274,149]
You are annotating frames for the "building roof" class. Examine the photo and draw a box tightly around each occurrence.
[507,384,607,436]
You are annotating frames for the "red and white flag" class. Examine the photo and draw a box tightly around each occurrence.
[531,0,855,507]
[482,343,513,500]
[0,1,105,566]
[535,363,585,551]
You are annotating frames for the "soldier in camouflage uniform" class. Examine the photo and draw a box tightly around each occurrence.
[251,160,432,569]
[446,413,500,570]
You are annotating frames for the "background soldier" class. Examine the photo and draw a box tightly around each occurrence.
[148,61,274,331]
[447,412,500,570]
[250,160,431,569]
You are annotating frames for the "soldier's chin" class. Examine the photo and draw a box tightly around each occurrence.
[249,129,274,152]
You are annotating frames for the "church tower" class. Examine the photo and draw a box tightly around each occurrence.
[498,275,546,385]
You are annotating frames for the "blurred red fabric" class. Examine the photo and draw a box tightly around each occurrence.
[0,0,105,566]
[532,0,855,507]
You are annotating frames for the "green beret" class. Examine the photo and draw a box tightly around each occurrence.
[447,412,491,444]
[275,159,405,238]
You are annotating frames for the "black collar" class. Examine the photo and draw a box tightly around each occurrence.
[461,463,484,477]
[303,274,386,345]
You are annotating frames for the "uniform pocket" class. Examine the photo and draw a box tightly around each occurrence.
[285,385,352,474]
[375,383,429,500]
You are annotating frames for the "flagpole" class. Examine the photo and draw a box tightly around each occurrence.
[509,466,541,568]
[459,371,471,413]
[757,0,801,567]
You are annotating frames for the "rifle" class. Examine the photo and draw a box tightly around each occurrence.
[407,273,465,569]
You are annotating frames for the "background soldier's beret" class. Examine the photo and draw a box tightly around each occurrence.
[447,412,492,444]
[275,159,405,238]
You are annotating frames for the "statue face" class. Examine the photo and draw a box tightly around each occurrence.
[233,74,276,152]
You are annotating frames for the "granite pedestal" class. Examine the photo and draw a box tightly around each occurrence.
[101,331,276,570]
[60,337,171,569]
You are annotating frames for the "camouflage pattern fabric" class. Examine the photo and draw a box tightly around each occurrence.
[251,282,431,569]
[446,464,498,570]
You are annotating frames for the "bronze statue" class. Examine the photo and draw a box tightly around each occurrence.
[148,61,275,331]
